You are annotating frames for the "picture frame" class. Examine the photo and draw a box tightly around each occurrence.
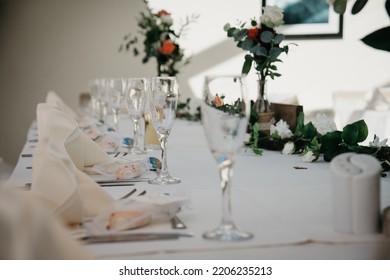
[262,0,343,39]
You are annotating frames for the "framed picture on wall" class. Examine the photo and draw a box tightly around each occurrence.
[262,0,343,39]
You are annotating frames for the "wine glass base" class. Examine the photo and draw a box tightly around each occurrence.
[203,225,253,241]
[128,148,147,154]
[148,175,181,185]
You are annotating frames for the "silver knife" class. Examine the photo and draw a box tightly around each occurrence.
[96,178,150,184]
[81,232,193,244]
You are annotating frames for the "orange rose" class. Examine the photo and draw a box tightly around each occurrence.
[159,41,176,55]
[214,95,223,107]
[247,27,260,42]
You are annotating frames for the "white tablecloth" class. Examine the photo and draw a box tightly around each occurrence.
[8,118,390,259]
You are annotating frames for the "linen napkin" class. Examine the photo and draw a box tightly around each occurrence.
[36,103,112,169]
[0,186,91,259]
[46,90,78,121]
[32,104,114,225]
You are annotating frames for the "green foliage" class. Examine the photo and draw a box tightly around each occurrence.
[225,19,292,81]
[331,0,390,52]
[119,0,197,76]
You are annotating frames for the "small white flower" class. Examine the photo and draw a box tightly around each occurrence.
[270,119,293,139]
[301,150,319,162]
[369,135,388,147]
[260,5,284,28]
[244,133,251,143]
[313,113,337,135]
[282,141,295,155]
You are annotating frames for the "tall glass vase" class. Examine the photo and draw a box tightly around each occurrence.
[253,78,275,135]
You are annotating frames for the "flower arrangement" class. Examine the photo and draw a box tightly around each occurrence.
[224,5,292,113]
[246,112,390,173]
[328,0,390,52]
[119,0,197,76]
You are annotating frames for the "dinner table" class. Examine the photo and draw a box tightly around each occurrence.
[7,114,390,260]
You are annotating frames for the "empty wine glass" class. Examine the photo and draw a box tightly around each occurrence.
[124,78,147,154]
[106,77,125,131]
[201,75,253,241]
[148,77,181,185]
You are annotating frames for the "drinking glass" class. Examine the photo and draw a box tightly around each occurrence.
[201,75,253,241]
[88,78,108,123]
[106,77,125,131]
[124,78,147,154]
[148,77,181,185]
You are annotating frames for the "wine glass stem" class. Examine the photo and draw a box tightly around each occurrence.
[132,118,139,148]
[159,135,169,176]
[113,109,119,130]
[219,162,234,226]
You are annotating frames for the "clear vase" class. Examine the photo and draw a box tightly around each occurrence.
[253,78,275,134]
[253,79,271,113]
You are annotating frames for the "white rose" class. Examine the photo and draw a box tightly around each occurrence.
[270,119,293,139]
[160,14,173,26]
[313,113,337,135]
[301,150,319,162]
[260,5,284,28]
[282,141,295,155]
[369,135,388,147]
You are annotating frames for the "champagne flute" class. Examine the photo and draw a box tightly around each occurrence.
[201,75,253,241]
[148,77,181,185]
[106,77,125,131]
[124,78,147,154]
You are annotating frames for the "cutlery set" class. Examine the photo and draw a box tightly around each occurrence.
[72,188,189,244]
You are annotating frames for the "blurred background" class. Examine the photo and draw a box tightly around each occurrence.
[0,0,389,167]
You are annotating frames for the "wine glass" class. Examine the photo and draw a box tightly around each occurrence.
[201,75,253,241]
[148,77,181,185]
[124,78,147,154]
[106,77,125,131]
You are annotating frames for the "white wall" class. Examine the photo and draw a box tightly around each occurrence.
[0,0,389,165]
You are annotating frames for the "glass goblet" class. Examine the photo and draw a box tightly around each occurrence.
[106,77,125,131]
[201,75,253,241]
[124,77,147,154]
[148,77,181,185]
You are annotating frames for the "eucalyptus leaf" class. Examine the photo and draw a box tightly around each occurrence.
[274,34,285,45]
[235,29,248,41]
[227,27,237,37]
[351,0,368,14]
[361,26,390,52]
[242,55,253,75]
[256,46,268,56]
[241,37,255,50]
[333,0,348,14]
[269,47,283,59]
[260,31,273,43]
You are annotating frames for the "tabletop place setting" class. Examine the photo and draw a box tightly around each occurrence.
[2,1,390,267]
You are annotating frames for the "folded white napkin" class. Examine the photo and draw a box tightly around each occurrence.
[46,91,78,120]
[32,104,114,225]
[36,103,112,169]
[0,186,91,259]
